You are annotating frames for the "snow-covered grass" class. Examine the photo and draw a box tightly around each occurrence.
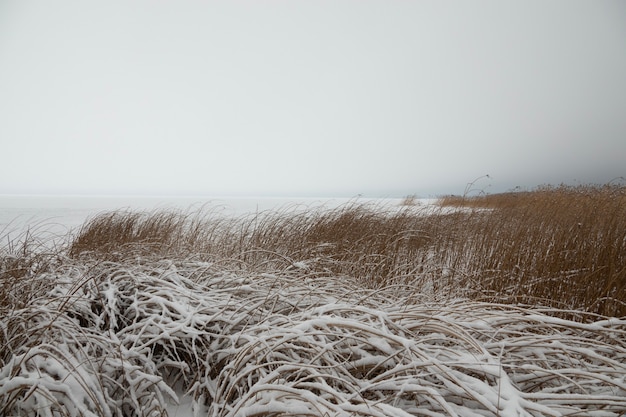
[1,186,625,416]
[1,258,625,416]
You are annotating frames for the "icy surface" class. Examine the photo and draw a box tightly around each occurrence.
[0,195,415,237]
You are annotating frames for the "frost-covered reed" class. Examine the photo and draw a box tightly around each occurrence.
[1,259,625,416]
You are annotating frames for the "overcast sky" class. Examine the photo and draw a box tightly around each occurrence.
[1,1,625,197]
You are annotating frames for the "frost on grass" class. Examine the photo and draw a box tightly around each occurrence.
[1,259,625,417]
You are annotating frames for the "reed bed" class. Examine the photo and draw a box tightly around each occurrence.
[1,184,625,416]
[65,184,626,316]
[437,184,626,316]
[1,259,625,416]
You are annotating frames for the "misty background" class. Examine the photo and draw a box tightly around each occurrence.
[1,1,625,198]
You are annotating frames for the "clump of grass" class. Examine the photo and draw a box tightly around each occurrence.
[0,229,66,312]
[68,210,189,259]
[399,194,419,206]
[0,262,178,416]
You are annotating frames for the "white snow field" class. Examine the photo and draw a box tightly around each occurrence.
[1,196,625,416]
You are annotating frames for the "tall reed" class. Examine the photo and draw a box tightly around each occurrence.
[63,184,626,316]
[438,184,626,316]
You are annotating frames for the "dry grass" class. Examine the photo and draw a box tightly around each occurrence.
[437,184,626,316]
[68,203,435,287]
[0,229,66,311]
[64,184,626,316]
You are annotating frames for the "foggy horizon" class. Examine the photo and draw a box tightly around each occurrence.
[1,1,624,198]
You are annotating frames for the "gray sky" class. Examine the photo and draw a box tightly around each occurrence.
[1,1,625,197]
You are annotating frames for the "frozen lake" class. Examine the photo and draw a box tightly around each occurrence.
[0,195,414,242]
